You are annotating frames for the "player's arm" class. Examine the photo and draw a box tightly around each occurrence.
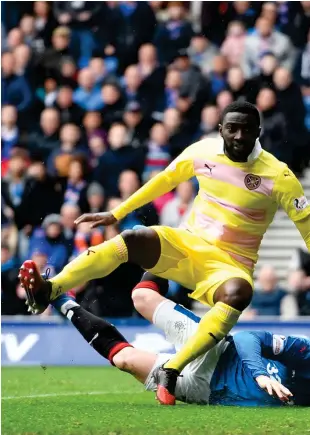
[233,331,293,401]
[273,167,310,251]
[75,145,196,227]
[111,148,195,221]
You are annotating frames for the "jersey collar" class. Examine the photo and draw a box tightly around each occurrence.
[217,139,263,162]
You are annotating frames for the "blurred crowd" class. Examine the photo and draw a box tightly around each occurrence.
[1,1,310,317]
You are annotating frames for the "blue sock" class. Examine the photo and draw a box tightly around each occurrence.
[51,293,79,316]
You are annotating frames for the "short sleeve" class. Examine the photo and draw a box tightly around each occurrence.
[273,167,310,222]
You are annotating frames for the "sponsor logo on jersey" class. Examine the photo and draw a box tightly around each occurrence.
[294,196,308,210]
[272,335,286,355]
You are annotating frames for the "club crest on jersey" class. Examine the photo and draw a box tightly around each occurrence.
[244,174,261,190]
[294,196,308,211]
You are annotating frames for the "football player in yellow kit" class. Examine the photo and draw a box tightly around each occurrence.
[19,101,310,405]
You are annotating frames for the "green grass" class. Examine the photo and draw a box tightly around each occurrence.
[2,367,309,435]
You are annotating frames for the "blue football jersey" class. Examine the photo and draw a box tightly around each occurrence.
[210,337,292,407]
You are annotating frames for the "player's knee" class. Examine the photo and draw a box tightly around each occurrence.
[132,288,154,313]
[215,279,253,311]
[112,347,135,373]
[121,228,161,269]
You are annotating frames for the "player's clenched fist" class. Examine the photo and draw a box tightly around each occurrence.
[256,375,293,402]
[74,212,117,229]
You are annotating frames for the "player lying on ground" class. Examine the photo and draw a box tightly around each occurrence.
[19,101,310,405]
[47,283,310,407]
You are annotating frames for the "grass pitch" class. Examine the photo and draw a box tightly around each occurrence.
[2,367,309,435]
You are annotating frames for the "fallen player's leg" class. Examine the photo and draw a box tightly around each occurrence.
[52,293,157,383]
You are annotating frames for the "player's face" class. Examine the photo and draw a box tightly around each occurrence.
[219,112,260,162]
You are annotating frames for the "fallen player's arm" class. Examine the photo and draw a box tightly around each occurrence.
[111,147,195,221]
[273,167,310,251]
[232,331,293,401]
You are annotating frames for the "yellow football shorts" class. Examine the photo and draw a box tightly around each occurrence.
[145,226,253,307]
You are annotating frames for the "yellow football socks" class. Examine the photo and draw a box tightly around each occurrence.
[49,235,128,300]
[164,302,241,372]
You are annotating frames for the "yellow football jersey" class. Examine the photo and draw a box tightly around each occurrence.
[112,138,310,271]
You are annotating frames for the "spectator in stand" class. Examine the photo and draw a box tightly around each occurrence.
[227,66,258,103]
[173,50,210,121]
[117,170,158,230]
[123,101,150,149]
[89,57,111,87]
[208,55,228,98]
[1,243,28,315]
[1,51,33,114]
[256,52,279,89]
[229,1,260,31]
[53,1,102,66]
[82,111,106,142]
[36,26,73,85]
[73,221,104,257]
[6,27,24,51]
[47,123,86,177]
[160,180,195,228]
[32,1,57,52]
[60,202,80,249]
[143,122,171,181]
[248,265,291,317]
[1,105,19,161]
[273,67,309,173]
[107,1,156,73]
[242,16,297,79]
[13,44,32,80]
[216,89,234,114]
[295,28,310,134]
[85,182,105,215]
[122,65,142,103]
[289,244,310,315]
[196,105,221,140]
[58,56,78,88]
[1,152,29,214]
[88,132,107,172]
[14,161,63,233]
[101,83,125,129]
[36,77,58,108]
[27,214,68,273]
[278,1,310,50]
[163,107,192,158]
[137,43,166,114]
[22,107,60,161]
[221,21,246,67]
[161,68,182,111]
[256,87,289,163]
[287,270,310,316]
[73,67,103,111]
[188,33,219,76]
[63,156,88,212]
[93,123,145,197]
[154,1,194,64]
[53,86,84,126]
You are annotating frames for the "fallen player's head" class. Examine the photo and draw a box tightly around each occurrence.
[219,101,261,163]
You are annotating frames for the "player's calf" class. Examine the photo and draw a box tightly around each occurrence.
[51,294,132,365]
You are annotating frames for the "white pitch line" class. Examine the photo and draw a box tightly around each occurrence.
[2,390,142,400]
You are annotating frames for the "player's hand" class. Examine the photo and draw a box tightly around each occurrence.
[74,212,117,229]
[256,375,293,402]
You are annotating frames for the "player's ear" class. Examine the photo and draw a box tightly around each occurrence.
[258,126,262,137]
[218,124,223,137]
